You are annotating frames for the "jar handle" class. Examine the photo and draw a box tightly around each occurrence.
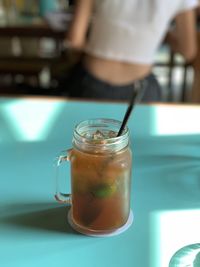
[54,149,72,204]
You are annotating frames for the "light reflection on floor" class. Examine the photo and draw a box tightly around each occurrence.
[0,99,65,142]
[150,209,200,267]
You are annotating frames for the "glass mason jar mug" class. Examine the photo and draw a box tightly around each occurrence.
[55,118,133,236]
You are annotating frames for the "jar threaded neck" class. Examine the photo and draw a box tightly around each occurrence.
[73,118,130,153]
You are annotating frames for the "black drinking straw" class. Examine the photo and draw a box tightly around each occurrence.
[117,81,143,137]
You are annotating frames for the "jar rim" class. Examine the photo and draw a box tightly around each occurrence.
[73,118,129,151]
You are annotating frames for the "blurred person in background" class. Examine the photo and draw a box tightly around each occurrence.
[61,0,198,102]
[190,5,200,102]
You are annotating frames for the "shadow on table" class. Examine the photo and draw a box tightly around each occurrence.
[1,202,79,235]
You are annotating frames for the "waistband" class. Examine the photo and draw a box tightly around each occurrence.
[79,61,148,101]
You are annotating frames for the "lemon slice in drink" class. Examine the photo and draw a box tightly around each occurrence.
[92,183,116,198]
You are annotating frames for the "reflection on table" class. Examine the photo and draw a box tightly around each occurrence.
[1,97,200,267]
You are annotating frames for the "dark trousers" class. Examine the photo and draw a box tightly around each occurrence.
[60,61,162,102]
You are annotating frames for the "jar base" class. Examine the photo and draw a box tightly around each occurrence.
[67,209,134,237]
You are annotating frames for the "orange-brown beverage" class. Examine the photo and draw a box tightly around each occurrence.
[55,118,132,236]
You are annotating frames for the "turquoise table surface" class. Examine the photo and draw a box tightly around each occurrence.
[0,97,200,267]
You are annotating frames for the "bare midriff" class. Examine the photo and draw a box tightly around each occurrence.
[84,54,152,85]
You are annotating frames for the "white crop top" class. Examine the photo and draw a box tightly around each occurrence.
[85,0,198,64]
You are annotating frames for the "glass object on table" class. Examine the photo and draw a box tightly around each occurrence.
[55,118,133,237]
[169,243,200,267]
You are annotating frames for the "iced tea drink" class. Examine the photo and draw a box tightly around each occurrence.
[69,119,132,234]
